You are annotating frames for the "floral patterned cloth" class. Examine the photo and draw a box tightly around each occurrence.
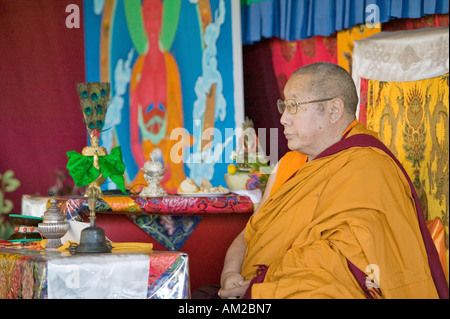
[365,74,449,275]
[0,249,46,299]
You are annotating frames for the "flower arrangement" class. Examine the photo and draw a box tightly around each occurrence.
[227,153,272,191]
[246,173,262,190]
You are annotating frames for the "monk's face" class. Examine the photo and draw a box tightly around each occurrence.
[280,74,333,159]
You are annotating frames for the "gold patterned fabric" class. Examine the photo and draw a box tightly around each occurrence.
[337,24,381,74]
[366,74,449,276]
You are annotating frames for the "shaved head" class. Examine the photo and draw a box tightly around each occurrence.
[291,62,358,116]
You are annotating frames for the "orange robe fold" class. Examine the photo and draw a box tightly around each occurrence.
[242,123,440,299]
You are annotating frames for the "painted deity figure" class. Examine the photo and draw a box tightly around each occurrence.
[129,0,190,193]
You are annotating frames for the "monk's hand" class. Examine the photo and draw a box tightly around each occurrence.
[221,272,243,288]
[219,279,251,299]
[219,273,251,299]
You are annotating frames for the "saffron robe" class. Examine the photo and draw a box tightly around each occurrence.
[242,123,445,298]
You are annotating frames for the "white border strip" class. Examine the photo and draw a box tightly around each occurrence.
[232,0,245,131]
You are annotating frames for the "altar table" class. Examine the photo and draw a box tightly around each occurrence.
[62,194,253,292]
[0,246,189,299]
[21,194,254,292]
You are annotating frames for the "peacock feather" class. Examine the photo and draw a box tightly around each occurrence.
[76,82,110,135]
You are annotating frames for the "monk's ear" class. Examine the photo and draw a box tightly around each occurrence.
[328,98,345,124]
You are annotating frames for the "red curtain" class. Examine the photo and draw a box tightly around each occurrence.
[0,0,86,217]
[270,35,338,98]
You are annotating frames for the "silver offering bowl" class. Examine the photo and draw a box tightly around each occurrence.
[38,197,69,250]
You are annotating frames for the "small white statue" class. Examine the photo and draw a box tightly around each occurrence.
[139,151,167,197]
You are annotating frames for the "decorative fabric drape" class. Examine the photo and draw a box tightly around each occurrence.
[356,15,448,123]
[365,74,449,281]
[241,0,449,44]
[352,26,449,282]
[353,26,449,82]
[352,26,449,115]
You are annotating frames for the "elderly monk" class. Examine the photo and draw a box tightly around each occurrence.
[219,62,448,299]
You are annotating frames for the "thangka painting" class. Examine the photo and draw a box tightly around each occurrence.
[83,0,244,193]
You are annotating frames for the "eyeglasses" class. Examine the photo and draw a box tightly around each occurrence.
[277,98,334,115]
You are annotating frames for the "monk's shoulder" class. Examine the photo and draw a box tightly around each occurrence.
[343,146,400,175]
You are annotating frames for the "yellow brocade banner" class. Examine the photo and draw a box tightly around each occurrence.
[366,74,449,277]
[337,24,381,73]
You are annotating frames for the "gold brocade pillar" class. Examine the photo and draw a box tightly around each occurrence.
[366,74,449,281]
